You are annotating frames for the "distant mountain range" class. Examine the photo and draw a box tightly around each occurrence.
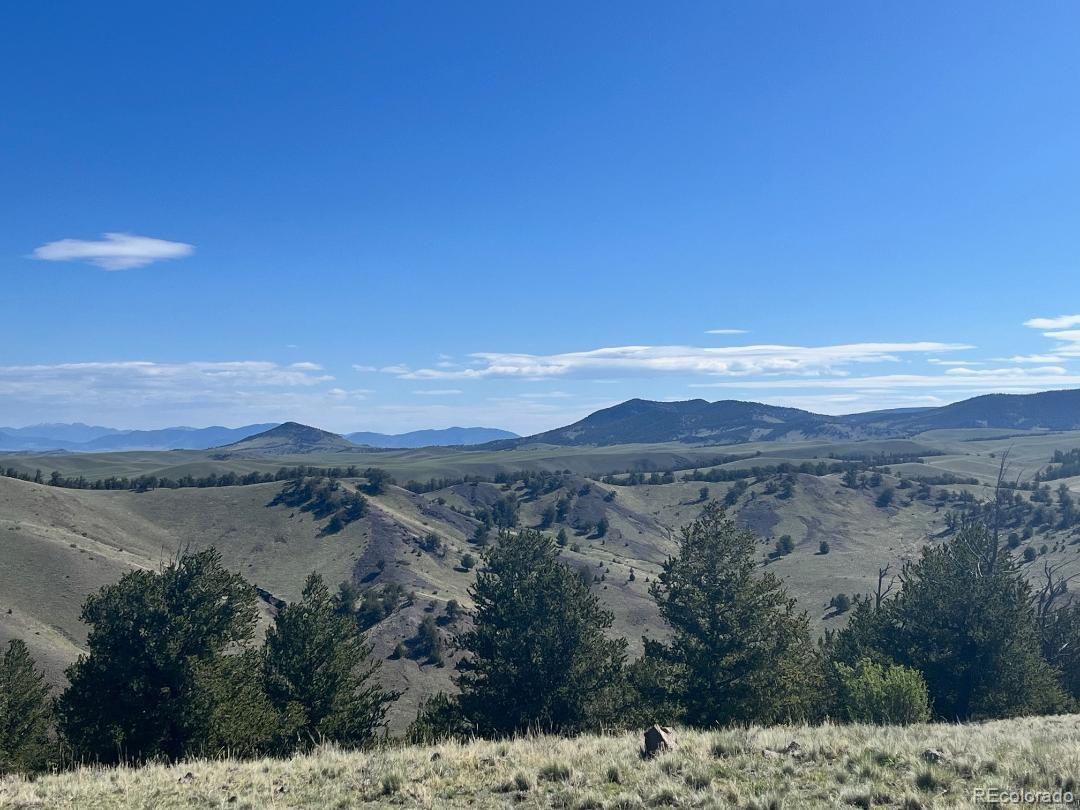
[4,389,1080,455]
[0,423,277,453]
[217,424,523,457]
[345,427,518,448]
[488,388,1080,448]
[0,422,518,453]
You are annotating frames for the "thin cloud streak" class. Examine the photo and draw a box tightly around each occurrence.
[1025,315,1080,330]
[390,342,971,380]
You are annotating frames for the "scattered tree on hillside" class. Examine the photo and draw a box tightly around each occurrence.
[539,504,556,529]
[774,534,795,557]
[361,468,392,495]
[490,494,519,529]
[830,593,851,614]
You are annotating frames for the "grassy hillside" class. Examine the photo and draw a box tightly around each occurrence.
[5,428,1080,731]
[3,715,1077,808]
[7,427,1080,484]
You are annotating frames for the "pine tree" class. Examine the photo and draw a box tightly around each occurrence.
[637,502,816,726]
[0,640,53,774]
[883,522,1065,719]
[263,573,397,752]
[455,529,627,736]
[57,549,257,763]
[828,521,1066,720]
[192,649,279,758]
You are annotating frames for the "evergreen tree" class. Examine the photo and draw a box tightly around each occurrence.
[57,549,257,763]
[455,529,627,735]
[1042,602,1080,702]
[829,522,1066,720]
[886,523,1065,719]
[263,573,397,752]
[637,502,816,726]
[0,640,53,774]
[192,649,279,758]
[361,468,392,495]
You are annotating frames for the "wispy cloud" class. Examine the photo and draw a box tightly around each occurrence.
[384,341,970,380]
[0,360,338,427]
[1042,330,1080,357]
[690,367,1080,391]
[32,233,194,270]
[705,328,748,335]
[1025,314,1080,330]
[518,391,574,399]
[994,355,1064,364]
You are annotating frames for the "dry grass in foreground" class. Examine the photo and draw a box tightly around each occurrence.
[2,715,1078,809]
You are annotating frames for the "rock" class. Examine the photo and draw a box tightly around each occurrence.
[922,748,951,764]
[643,725,676,758]
[762,741,801,758]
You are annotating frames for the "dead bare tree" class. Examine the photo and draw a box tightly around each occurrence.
[875,564,896,609]
[1035,559,1080,627]
[1033,558,1080,666]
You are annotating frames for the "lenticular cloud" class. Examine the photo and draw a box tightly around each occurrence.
[32,232,194,270]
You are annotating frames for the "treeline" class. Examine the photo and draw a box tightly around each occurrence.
[403,458,751,495]
[4,504,1080,776]
[403,469,575,498]
[602,456,951,488]
[1039,448,1080,482]
[945,482,1080,535]
[0,465,395,494]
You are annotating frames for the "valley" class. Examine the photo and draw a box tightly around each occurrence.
[5,393,1080,730]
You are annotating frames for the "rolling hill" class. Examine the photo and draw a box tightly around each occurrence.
[5,390,1080,731]
[10,432,1074,730]
[496,398,841,446]
[494,389,1080,447]
[215,422,359,456]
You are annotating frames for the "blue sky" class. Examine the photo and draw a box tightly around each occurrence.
[3,1,1080,433]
